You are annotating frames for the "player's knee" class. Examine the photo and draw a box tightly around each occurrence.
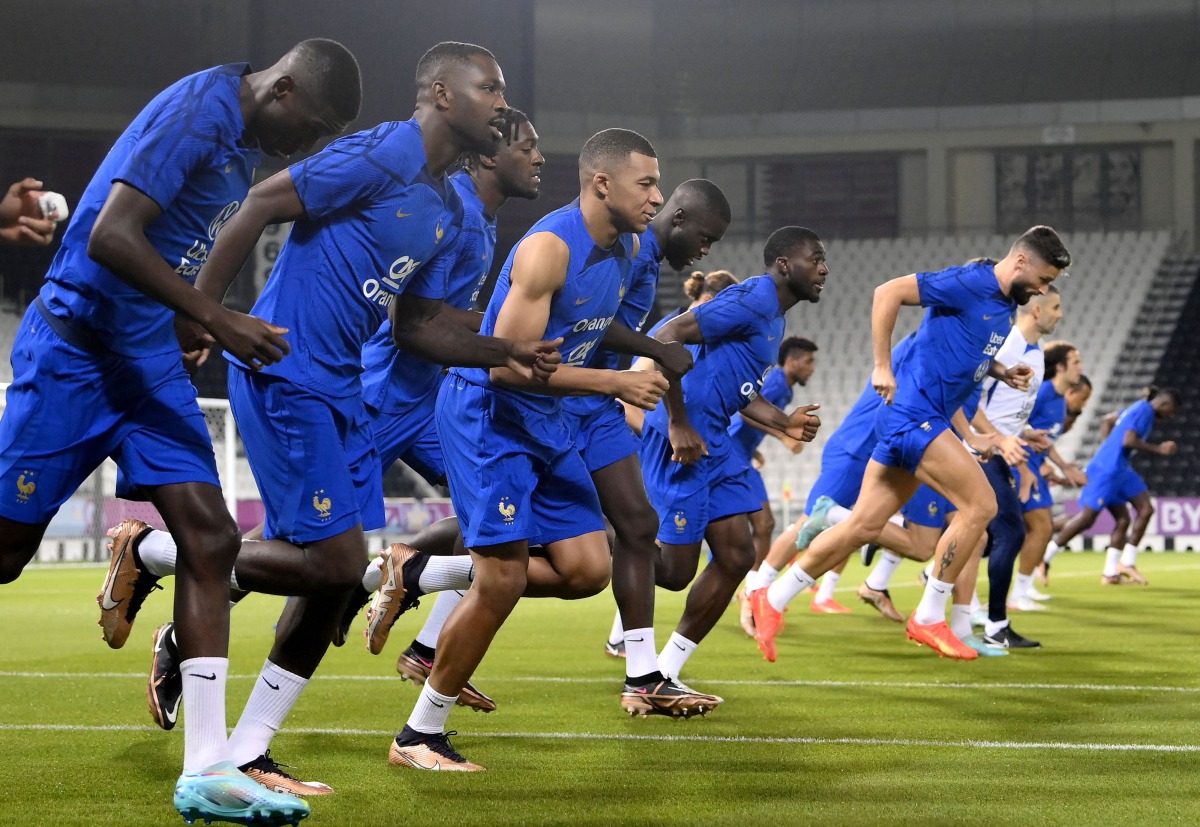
[177,521,242,579]
[0,553,28,584]
[656,559,695,592]
[561,558,611,598]
[755,509,776,539]
[963,494,998,526]
[612,507,659,551]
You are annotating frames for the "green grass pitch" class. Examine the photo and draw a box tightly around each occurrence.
[3,551,1200,826]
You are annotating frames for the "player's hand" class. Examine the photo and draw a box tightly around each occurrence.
[208,308,290,370]
[1060,463,1087,487]
[668,420,708,465]
[1021,428,1052,452]
[965,433,996,460]
[872,366,896,405]
[0,178,57,246]
[655,341,693,377]
[1017,464,1035,503]
[783,404,822,442]
[615,369,669,411]
[994,434,1028,466]
[1002,363,1034,391]
[175,315,215,374]
[1043,469,1067,486]
[1159,440,1178,457]
[752,450,766,470]
[506,337,563,383]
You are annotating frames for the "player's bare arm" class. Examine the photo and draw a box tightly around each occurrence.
[652,310,707,463]
[391,292,560,381]
[870,274,921,403]
[601,320,693,376]
[490,232,666,405]
[740,396,821,443]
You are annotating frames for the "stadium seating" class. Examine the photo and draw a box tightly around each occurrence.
[694,230,1174,511]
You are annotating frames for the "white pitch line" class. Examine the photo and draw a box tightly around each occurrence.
[1,671,1197,694]
[0,723,1197,753]
[835,560,1200,592]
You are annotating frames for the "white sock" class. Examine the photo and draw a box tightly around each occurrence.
[748,562,779,593]
[362,556,385,592]
[415,590,465,651]
[923,561,934,581]
[657,632,698,680]
[623,627,659,679]
[766,565,815,612]
[608,609,624,645]
[865,551,902,591]
[950,604,973,640]
[1103,547,1122,577]
[226,660,308,767]
[1014,573,1033,601]
[406,680,457,734]
[985,618,1010,637]
[814,571,840,603]
[180,657,229,772]
[969,591,982,613]
[828,505,852,525]
[138,530,177,577]
[417,556,475,593]
[913,577,953,625]
[1043,539,1062,563]
[229,570,240,591]
[1120,543,1139,568]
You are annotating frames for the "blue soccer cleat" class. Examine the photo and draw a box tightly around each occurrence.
[174,761,310,826]
[962,634,1010,657]
[795,495,836,551]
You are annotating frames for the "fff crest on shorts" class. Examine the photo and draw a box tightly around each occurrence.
[16,470,36,503]
[313,490,333,520]
[498,497,517,523]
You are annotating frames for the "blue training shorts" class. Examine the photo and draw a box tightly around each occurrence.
[436,374,604,549]
[0,302,219,523]
[568,400,641,474]
[902,483,957,528]
[228,367,383,544]
[805,442,871,514]
[871,403,950,474]
[639,427,762,545]
[1079,465,1147,512]
[1022,460,1053,513]
[368,393,446,486]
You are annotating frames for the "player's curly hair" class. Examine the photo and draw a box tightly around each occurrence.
[683,269,739,301]
[1043,340,1077,379]
[460,107,531,171]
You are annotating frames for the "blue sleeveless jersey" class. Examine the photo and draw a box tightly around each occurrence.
[452,200,635,416]
[561,226,659,418]
[360,171,495,413]
[234,118,463,398]
[40,64,259,357]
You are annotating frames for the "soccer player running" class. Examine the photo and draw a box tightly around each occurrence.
[102,42,559,795]
[968,286,1065,650]
[632,227,824,699]
[386,128,670,771]
[1008,341,1087,607]
[1045,386,1180,584]
[752,226,1070,661]
[0,40,361,824]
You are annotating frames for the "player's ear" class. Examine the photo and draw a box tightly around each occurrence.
[672,208,686,227]
[593,172,611,198]
[431,79,451,110]
[478,154,498,171]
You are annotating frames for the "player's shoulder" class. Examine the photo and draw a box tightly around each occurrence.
[143,64,246,135]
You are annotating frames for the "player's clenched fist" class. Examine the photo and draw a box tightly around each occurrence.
[784,403,822,442]
[615,369,669,411]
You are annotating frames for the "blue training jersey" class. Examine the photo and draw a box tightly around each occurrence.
[1088,399,1155,478]
[40,64,259,358]
[360,171,495,413]
[893,261,1017,419]
[727,365,795,461]
[643,275,785,458]
[1025,380,1067,470]
[235,119,463,398]
[826,334,917,460]
[453,200,636,416]
[561,226,660,418]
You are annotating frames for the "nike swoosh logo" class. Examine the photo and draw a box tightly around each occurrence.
[396,210,411,218]
[194,673,217,681]
[263,678,281,690]
[404,754,444,770]
[99,552,126,611]
[931,585,947,595]
[983,314,994,320]
[673,642,686,651]
[163,697,180,725]
[626,637,644,642]
[431,700,445,708]
[575,296,592,305]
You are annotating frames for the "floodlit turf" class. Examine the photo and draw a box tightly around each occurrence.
[3,552,1200,826]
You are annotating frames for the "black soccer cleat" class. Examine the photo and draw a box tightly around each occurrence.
[148,621,182,731]
[982,625,1042,650]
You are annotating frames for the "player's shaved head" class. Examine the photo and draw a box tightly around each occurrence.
[762,226,821,266]
[415,41,497,90]
[281,38,362,124]
[668,179,731,224]
[578,128,657,177]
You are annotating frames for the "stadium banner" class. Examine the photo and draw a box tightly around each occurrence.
[1061,497,1200,536]
[42,497,455,538]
